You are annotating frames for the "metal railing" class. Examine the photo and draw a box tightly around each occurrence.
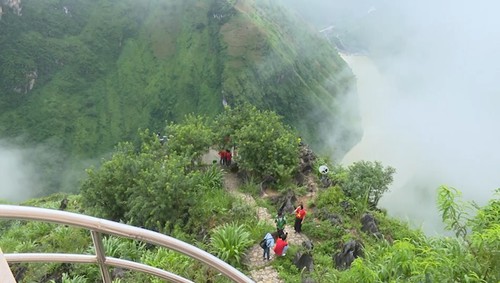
[0,205,254,283]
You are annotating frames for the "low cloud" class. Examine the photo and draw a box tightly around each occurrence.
[282,0,500,233]
[0,141,42,203]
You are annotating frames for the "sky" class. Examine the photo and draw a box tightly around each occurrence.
[283,0,500,233]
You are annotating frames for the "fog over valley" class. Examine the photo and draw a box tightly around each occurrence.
[0,141,41,202]
[284,0,500,233]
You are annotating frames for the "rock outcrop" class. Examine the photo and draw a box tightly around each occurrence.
[333,240,364,270]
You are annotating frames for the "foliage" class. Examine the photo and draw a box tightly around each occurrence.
[437,185,472,239]
[165,114,213,164]
[80,141,140,222]
[342,161,395,208]
[50,273,87,283]
[314,186,345,212]
[81,127,232,234]
[210,222,252,267]
[140,247,194,282]
[221,105,299,183]
[469,189,500,280]
[302,220,345,242]
[238,178,262,198]
[437,186,500,280]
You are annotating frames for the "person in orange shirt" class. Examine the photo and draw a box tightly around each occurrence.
[294,203,306,233]
[273,233,289,256]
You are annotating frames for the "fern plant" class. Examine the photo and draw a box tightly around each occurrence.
[210,223,252,267]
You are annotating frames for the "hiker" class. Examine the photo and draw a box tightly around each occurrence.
[275,210,286,237]
[218,149,227,165]
[261,232,278,261]
[274,233,289,257]
[225,149,232,166]
[294,203,306,233]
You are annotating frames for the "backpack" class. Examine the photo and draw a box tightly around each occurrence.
[259,239,267,249]
[276,216,286,229]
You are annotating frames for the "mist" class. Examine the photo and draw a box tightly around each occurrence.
[0,138,96,203]
[283,0,500,233]
[0,141,42,203]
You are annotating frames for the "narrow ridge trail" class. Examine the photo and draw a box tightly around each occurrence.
[222,172,311,283]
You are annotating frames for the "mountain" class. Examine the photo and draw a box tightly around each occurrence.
[0,0,361,194]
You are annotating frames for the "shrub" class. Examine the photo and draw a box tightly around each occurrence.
[343,161,395,208]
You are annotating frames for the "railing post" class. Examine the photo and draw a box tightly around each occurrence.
[0,248,16,283]
[91,231,112,283]
[0,205,254,282]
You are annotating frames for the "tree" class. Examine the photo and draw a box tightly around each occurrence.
[226,105,299,183]
[165,114,213,165]
[80,142,138,222]
[343,161,395,208]
[81,127,234,234]
[211,104,257,148]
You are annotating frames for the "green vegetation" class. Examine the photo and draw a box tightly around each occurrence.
[210,223,253,267]
[1,108,498,282]
[342,161,396,208]
[0,0,361,197]
[214,105,299,183]
[1,1,497,283]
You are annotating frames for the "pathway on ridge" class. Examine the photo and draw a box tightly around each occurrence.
[222,172,310,283]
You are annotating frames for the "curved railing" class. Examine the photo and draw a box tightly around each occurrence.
[0,205,254,283]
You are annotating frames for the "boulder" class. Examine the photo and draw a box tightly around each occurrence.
[302,240,314,251]
[333,240,364,270]
[316,209,343,226]
[294,252,314,272]
[361,213,383,238]
[277,190,297,214]
[298,145,316,174]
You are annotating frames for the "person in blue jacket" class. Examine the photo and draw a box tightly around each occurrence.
[261,232,278,260]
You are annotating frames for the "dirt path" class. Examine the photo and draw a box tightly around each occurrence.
[222,172,312,283]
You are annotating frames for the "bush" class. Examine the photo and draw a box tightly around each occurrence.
[343,161,395,208]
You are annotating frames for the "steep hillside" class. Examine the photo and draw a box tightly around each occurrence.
[0,0,360,194]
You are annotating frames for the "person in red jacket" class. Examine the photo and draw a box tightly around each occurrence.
[218,149,227,165]
[225,149,232,166]
[294,203,306,233]
[273,233,289,256]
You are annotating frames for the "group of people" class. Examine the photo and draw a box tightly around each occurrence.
[218,149,232,166]
[262,231,289,260]
[260,203,307,261]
